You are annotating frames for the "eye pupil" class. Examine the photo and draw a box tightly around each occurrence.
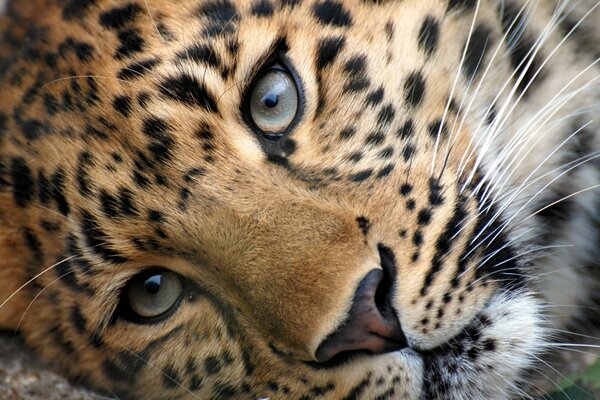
[262,92,279,108]
[144,275,162,295]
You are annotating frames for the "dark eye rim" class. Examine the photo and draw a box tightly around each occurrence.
[116,268,187,325]
[241,54,305,142]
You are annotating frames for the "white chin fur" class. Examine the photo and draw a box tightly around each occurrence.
[421,291,546,399]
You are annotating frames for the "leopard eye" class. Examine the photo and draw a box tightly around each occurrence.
[249,64,299,136]
[126,270,183,320]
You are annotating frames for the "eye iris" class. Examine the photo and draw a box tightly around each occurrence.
[126,270,183,320]
[249,65,299,134]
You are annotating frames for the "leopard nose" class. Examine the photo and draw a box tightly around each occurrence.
[315,269,408,363]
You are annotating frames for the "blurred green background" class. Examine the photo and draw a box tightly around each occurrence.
[544,358,600,400]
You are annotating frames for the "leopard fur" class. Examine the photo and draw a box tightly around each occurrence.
[0,0,599,399]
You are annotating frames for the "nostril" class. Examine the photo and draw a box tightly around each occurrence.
[375,243,398,318]
[315,248,407,363]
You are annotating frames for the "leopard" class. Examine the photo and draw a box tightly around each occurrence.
[0,0,599,398]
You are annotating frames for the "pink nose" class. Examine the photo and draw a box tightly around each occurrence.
[315,268,407,363]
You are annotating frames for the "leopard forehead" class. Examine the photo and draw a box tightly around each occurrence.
[0,0,575,398]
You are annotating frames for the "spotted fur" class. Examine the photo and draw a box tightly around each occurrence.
[0,0,599,399]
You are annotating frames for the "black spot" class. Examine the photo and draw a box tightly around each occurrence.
[23,228,44,262]
[160,74,218,113]
[350,169,373,182]
[348,152,363,162]
[366,131,385,146]
[51,169,70,215]
[142,117,170,139]
[102,357,139,383]
[74,42,94,62]
[400,184,413,196]
[251,0,274,16]
[281,0,301,7]
[342,377,371,400]
[0,112,7,137]
[142,118,174,163]
[204,356,222,375]
[79,211,128,264]
[418,209,432,225]
[112,95,133,117]
[313,0,353,27]
[365,86,384,106]
[132,171,150,188]
[100,190,120,218]
[20,119,46,140]
[38,171,51,205]
[148,209,164,223]
[344,55,366,76]
[429,178,445,206]
[202,21,236,37]
[43,93,60,115]
[404,72,426,107]
[379,146,394,159]
[418,16,440,56]
[195,123,216,152]
[316,36,346,70]
[402,144,415,162]
[339,126,356,140]
[198,0,239,22]
[184,167,205,182]
[10,158,35,207]
[63,0,97,20]
[99,3,142,29]
[483,338,496,352]
[162,364,181,389]
[343,55,370,93]
[397,119,415,139]
[76,152,94,197]
[421,196,467,296]
[177,44,221,68]
[70,306,87,333]
[213,384,237,398]
[428,118,448,139]
[499,1,545,95]
[377,104,395,127]
[189,375,203,391]
[137,92,151,107]
[117,58,161,80]
[84,124,108,139]
[448,0,477,12]
[463,24,493,80]
[40,220,61,233]
[115,28,145,59]
[376,164,395,179]
[356,216,370,235]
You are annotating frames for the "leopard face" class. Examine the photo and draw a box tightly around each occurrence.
[1,0,599,399]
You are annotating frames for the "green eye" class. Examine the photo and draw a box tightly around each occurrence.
[249,65,299,135]
[126,270,183,319]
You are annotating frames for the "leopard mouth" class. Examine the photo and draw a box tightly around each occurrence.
[307,290,544,399]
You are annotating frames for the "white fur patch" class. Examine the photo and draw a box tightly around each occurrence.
[0,0,5,15]
[421,292,545,399]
